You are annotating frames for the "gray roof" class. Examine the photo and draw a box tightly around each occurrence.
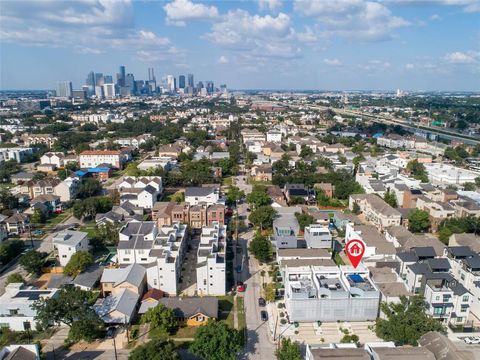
[308,348,370,360]
[372,347,435,360]
[94,288,139,324]
[73,264,104,289]
[52,230,88,247]
[157,297,218,319]
[419,331,474,360]
[101,263,146,287]
[4,346,37,360]
[447,246,476,258]
[185,186,215,197]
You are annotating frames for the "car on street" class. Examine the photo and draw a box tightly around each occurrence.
[235,265,242,273]
[53,210,63,214]
[260,310,268,321]
[32,230,43,236]
[246,208,251,212]
[237,282,246,292]
[226,208,233,217]
[464,336,480,344]
[106,326,116,338]
[258,297,266,307]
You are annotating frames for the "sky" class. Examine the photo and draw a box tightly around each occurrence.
[0,0,479,91]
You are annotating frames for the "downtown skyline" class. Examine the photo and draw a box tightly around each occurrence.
[1,0,479,91]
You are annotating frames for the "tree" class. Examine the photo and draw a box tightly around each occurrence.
[475,177,480,187]
[19,250,44,275]
[77,178,103,198]
[463,182,477,191]
[295,212,315,231]
[32,285,102,331]
[264,283,276,303]
[383,190,398,208]
[248,205,277,229]
[0,240,25,265]
[246,185,271,208]
[248,233,273,263]
[129,339,180,360]
[299,145,313,159]
[276,338,302,360]
[0,188,19,213]
[375,296,445,346]
[6,273,25,285]
[67,315,104,342]
[406,160,428,182]
[189,320,242,360]
[31,209,47,224]
[141,304,177,335]
[226,185,245,206]
[408,209,431,233]
[171,191,185,203]
[64,251,93,276]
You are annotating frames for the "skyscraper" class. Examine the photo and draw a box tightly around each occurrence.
[126,73,136,94]
[95,73,104,86]
[86,71,95,87]
[148,67,156,82]
[118,65,126,86]
[167,75,175,92]
[103,83,116,99]
[206,81,214,94]
[104,75,113,84]
[179,75,185,89]
[56,81,73,98]
[188,74,194,88]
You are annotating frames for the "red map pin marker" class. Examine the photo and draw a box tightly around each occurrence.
[345,238,366,269]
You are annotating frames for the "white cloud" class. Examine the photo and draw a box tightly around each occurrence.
[258,0,283,12]
[0,0,177,62]
[387,0,480,13]
[405,63,415,69]
[163,0,218,26]
[204,10,298,59]
[429,14,442,20]
[294,0,410,41]
[444,51,478,63]
[217,55,229,64]
[323,58,342,66]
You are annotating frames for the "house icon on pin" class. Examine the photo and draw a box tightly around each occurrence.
[350,243,361,255]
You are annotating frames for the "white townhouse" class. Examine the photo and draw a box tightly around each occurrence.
[185,186,220,206]
[79,150,126,169]
[266,130,282,143]
[52,230,89,267]
[197,222,226,296]
[40,152,65,168]
[0,283,58,331]
[117,221,158,265]
[119,176,163,209]
[54,176,81,202]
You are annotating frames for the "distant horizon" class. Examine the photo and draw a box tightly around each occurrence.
[1,1,479,91]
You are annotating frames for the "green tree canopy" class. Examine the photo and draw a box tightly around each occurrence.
[64,251,93,276]
[276,338,302,360]
[77,178,103,198]
[31,209,47,224]
[32,285,100,329]
[248,205,277,229]
[189,320,242,360]
[408,209,431,233]
[129,339,180,360]
[226,185,245,206]
[295,212,315,231]
[383,190,398,208]
[406,160,428,182]
[141,304,177,335]
[246,185,271,208]
[248,233,273,263]
[6,273,25,285]
[375,296,445,346]
[19,250,44,275]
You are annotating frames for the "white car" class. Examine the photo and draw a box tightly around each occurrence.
[464,337,480,344]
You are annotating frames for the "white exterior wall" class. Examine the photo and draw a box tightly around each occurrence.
[79,154,121,168]
[55,237,89,267]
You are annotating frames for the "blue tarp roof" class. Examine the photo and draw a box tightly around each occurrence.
[348,274,364,282]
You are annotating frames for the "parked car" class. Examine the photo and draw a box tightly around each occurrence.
[258,297,266,307]
[225,208,234,217]
[32,230,43,236]
[464,337,480,344]
[106,326,116,338]
[235,265,242,273]
[53,210,63,215]
[246,208,251,212]
[260,310,268,321]
[237,282,246,292]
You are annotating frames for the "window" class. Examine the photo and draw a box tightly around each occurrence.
[435,296,440,301]
[153,279,157,286]
[461,273,465,281]
[125,250,131,254]
[9,309,18,316]
[463,295,469,302]
[433,307,445,315]
[123,258,130,262]
[461,305,469,312]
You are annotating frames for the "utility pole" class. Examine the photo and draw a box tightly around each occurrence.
[112,330,118,360]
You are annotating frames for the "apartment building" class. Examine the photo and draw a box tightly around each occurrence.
[145,223,187,296]
[349,194,402,230]
[416,195,455,232]
[272,207,300,249]
[26,178,61,199]
[0,147,34,163]
[241,128,265,143]
[284,264,380,322]
[117,221,158,265]
[304,225,332,249]
[79,150,126,169]
[21,133,57,148]
[196,222,226,296]
[345,224,396,263]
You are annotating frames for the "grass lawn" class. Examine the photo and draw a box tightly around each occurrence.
[78,222,97,237]
[41,209,73,230]
[218,295,235,328]
[334,252,345,265]
[171,326,197,339]
[236,296,246,344]
[222,177,233,186]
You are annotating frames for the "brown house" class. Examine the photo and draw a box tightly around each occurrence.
[207,204,225,226]
[315,183,335,198]
[100,263,146,297]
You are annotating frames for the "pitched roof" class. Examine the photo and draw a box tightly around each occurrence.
[158,297,218,319]
[185,186,215,197]
[101,263,146,287]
